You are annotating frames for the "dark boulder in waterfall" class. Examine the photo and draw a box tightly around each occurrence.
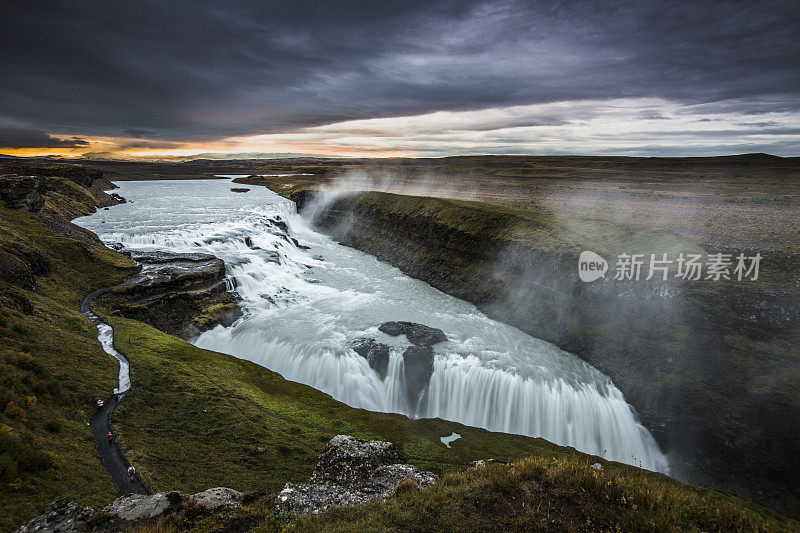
[377,321,446,405]
[378,321,446,346]
[401,345,435,406]
[291,237,310,250]
[351,338,391,379]
[267,217,290,234]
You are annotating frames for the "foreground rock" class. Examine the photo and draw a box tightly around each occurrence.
[102,492,180,522]
[14,499,94,533]
[190,487,243,509]
[16,488,242,532]
[276,435,438,516]
[310,434,404,487]
[109,251,242,339]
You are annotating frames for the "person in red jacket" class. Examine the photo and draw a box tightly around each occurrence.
[107,432,113,444]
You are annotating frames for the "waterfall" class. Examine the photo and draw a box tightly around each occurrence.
[75,178,669,473]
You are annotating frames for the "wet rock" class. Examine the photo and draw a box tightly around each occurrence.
[291,237,311,250]
[14,499,94,533]
[264,250,281,263]
[402,345,435,405]
[267,217,289,234]
[102,492,182,521]
[378,321,446,346]
[127,251,217,264]
[275,435,438,516]
[191,487,242,509]
[375,322,444,405]
[351,338,391,379]
[231,187,250,193]
[310,435,404,488]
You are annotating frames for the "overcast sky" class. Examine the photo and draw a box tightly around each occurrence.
[1,0,798,158]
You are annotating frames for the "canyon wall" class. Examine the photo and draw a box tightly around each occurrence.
[294,189,800,515]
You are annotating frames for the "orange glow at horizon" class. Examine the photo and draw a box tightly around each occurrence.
[0,134,414,160]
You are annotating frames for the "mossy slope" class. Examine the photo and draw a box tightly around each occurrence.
[0,179,137,531]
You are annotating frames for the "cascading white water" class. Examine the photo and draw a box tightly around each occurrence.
[75,179,669,473]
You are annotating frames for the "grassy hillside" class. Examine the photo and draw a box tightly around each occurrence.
[0,180,137,531]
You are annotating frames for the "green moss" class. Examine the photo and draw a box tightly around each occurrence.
[354,191,703,259]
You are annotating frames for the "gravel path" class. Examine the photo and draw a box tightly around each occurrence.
[81,288,149,496]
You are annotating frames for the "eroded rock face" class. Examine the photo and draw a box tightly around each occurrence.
[351,338,391,379]
[275,435,438,516]
[14,499,93,533]
[110,251,242,339]
[0,177,48,212]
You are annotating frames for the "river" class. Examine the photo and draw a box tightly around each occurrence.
[75,178,668,472]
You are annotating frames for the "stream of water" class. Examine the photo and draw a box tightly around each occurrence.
[75,179,668,472]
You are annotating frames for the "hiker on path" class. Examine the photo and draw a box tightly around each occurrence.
[107,432,113,445]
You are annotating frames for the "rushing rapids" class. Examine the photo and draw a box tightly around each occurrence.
[75,179,669,472]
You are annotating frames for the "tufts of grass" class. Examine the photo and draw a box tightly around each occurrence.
[287,457,797,532]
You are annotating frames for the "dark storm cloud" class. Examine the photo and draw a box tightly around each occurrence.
[0,0,798,144]
[0,127,89,148]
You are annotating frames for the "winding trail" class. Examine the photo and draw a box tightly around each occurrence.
[81,287,149,496]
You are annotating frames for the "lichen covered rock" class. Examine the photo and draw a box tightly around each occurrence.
[190,487,242,509]
[14,499,93,533]
[101,492,181,522]
[276,435,438,516]
[310,435,404,488]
